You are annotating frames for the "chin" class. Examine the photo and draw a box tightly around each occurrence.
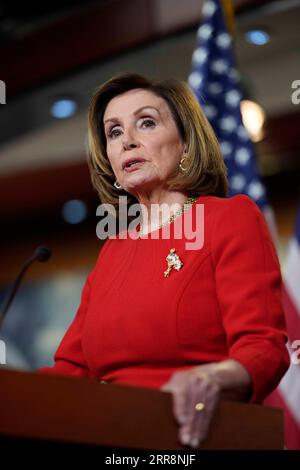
[125,177,153,191]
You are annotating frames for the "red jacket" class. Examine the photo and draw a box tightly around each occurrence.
[38,194,290,403]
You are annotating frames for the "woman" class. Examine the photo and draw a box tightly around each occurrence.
[38,72,290,449]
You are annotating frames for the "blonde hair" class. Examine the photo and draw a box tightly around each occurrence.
[87,72,228,211]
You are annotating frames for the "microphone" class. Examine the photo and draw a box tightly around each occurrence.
[0,245,52,331]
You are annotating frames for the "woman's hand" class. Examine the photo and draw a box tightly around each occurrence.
[160,360,252,449]
[160,365,221,449]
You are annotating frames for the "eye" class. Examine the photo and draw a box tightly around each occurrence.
[107,127,121,139]
[140,118,156,128]
[107,117,156,139]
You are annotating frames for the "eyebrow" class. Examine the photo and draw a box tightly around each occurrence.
[104,105,161,126]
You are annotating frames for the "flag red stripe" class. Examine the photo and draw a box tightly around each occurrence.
[282,283,300,343]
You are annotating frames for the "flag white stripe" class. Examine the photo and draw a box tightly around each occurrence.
[279,340,300,426]
[263,206,279,247]
[284,238,300,313]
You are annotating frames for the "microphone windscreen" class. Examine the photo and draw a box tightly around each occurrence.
[34,245,52,262]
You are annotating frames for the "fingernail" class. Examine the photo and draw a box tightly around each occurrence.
[180,433,190,445]
[190,437,199,449]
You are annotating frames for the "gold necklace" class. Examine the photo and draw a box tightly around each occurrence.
[137,193,198,237]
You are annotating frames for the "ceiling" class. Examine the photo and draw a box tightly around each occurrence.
[0,0,300,224]
[1,0,300,173]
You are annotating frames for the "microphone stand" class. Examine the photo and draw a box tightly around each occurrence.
[0,246,52,332]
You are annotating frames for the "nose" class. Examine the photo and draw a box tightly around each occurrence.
[122,129,139,151]
[123,141,138,150]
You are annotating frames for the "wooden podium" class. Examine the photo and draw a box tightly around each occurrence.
[0,367,283,450]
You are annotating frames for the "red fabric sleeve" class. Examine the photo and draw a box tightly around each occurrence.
[211,195,290,403]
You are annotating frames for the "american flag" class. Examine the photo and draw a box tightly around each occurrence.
[267,205,300,449]
[188,0,267,209]
[187,0,300,449]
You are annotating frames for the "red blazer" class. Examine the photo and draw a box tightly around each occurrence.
[38,194,290,403]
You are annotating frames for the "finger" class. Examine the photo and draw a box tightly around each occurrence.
[160,377,190,426]
[189,380,220,448]
[160,383,172,392]
[178,379,196,445]
[170,381,191,426]
[181,375,206,444]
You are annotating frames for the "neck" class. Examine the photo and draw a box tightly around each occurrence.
[136,190,192,235]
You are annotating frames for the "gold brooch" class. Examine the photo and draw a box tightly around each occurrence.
[164,248,183,277]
